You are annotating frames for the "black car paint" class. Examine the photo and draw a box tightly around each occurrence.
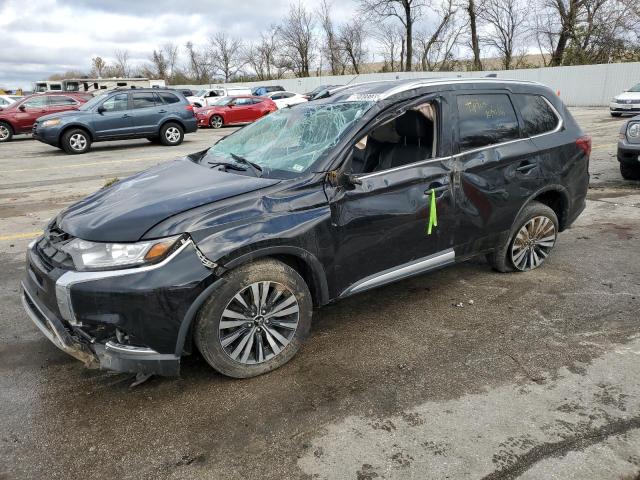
[23,79,589,375]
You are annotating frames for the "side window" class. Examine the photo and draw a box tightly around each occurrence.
[456,94,519,152]
[0,98,8,106]
[132,92,156,109]
[512,94,559,137]
[235,98,252,106]
[49,95,77,106]
[101,93,129,112]
[271,93,284,100]
[282,92,295,98]
[157,92,180,104]
[23,96,48,108]
[252,98,263,104]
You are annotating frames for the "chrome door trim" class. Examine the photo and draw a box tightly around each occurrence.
[340,248,455,297]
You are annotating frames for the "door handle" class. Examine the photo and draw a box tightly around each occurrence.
[516,162,536,173]
[122,114,131,118]
[158,110,167,113]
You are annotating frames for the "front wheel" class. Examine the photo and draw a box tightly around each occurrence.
[195,259,312,378]
[61,128,91,154]
[209,115,223,129]
[159,122,184,146]
[620,163,640,180]
[487,201,559,272]
[0,122,13,142]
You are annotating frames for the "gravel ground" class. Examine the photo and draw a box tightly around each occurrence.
[0,108,639,480]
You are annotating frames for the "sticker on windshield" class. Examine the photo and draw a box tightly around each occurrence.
[345,93,382,102]
[292,164,304,172]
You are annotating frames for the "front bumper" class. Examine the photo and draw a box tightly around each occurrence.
[610,102,640,114]
[617,138,640,165]
[32,123,60,146]
[196,114,210,127]
[22,237,215,376]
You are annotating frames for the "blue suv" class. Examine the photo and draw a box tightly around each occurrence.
[33,89,198,154]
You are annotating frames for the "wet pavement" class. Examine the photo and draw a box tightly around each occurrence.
[1,109,639,480]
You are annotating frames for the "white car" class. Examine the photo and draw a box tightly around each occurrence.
[610,83,640,117]
[265,91,308,109]
[187,86,252,107]
[0,95,22,108]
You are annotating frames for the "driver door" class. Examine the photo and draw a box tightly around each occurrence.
[15,96,48,131]
[326,96,457,297]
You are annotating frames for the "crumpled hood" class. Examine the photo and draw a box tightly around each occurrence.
[58,157,280,242]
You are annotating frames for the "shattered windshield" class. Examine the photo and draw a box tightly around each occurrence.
[202,101,373,178]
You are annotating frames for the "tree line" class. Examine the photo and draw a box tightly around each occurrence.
[49,0,640,84]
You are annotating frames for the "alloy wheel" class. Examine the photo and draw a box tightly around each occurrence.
[510,215,557,271]
[218,281,300,365]
[165,127,181,143]
[210,116,223,128]
[0,125,9,141]
[69,133,87,151]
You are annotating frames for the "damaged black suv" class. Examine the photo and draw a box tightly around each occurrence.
[21,78,590,378]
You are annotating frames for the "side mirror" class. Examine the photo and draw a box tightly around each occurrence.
[18,104,26,111]
[327,170,362,188]
[97,106,106,114]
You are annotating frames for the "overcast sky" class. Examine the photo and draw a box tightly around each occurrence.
[0,0,358,89]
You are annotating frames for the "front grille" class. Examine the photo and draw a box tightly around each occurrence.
[619,99,639,105]
[35,223,75,270]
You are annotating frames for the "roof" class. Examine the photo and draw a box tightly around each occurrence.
[325,77,543,101]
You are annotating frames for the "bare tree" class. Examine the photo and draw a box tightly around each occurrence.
[114,49,131,77]
[479,0,527,69]
[91,56,107,77]
[414,0,463,70]
[162,43,179,79]
[358,0,428,71]
[149,49,168,79]
[466,0,483,70]
[209,32,245,82]
[338,20,368,74]
[185,41,210,84]
[375,22,404,71]
[318,0,346,74]
[245,31,288,80]
[276,2,316,77]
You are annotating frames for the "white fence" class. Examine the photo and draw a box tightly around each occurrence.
[175,62,640,107]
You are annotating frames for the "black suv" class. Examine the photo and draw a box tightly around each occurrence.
[32,89,198,154]
[21,78,590,378]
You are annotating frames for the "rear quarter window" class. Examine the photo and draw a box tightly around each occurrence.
[156,92,180,104]
[512,94,560,136]
[456,94,519,152]
[132,93,156,109]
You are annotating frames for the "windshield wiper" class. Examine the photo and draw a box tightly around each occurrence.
[206,161,247,172]
[230,153,263,177]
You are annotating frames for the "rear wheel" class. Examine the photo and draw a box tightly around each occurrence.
[0,122,13,142]
[61,128,91,154]
[620,163,640,180]
[195,259,312,378]
[159,122,184,146]
[209,115,223,129]
[487,201,558,272]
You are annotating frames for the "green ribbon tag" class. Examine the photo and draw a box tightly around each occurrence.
[426,189,438,235]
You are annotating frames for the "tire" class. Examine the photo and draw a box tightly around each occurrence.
[195,258,312,378]
[61,128,91,154]
[487,201,559,273]
[146,136,159,143]
[159,122,184,146]
[620,163,640,180]
[610,112,622,117]
[0,122,13,142]
[209,115,223,129]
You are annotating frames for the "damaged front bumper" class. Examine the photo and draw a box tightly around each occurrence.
[21,281,181,376]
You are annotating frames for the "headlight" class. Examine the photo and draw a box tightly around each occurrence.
[612,97,619,103]
[628,123,640,138]
[41,118,61,128]
[62,235,184,271]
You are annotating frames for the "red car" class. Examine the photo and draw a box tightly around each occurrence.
[195,95,277,129]
[0,93,91,142]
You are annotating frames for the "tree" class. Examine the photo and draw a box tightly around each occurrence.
[114,49,131,77]
[91,56,107,77]
[276,2,316,77]
[414,0,463,71]
[479,0,527,69]
[149,49,168,79]
[185,41,210,84]
[466,0,483,70]
[244,32,287,80]
[209,32,245,82]
[338,20,368,74]
[375,22,404,71]
[318,0,346,74]
[358,0,428,71]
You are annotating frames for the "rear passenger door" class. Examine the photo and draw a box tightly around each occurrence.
[451,91,547,256]
[46,95,80,114]
[129,92,163,135]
